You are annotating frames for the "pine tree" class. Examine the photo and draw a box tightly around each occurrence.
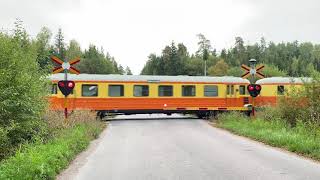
[54,28,66,60]
[125,66,133,75]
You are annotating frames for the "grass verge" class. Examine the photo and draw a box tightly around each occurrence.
[0,118,105,180]
[215,112,320,161]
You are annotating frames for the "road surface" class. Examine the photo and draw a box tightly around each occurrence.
[58,114,320,180]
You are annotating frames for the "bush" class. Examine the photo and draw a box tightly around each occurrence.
[0,123,104,180]
[0,24,50,160]
[270,76,320,128]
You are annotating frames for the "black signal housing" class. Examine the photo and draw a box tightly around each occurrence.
[247,84,261,97]
[58,80,75,96]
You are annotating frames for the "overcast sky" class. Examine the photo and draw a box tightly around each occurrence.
[1,0,319,74]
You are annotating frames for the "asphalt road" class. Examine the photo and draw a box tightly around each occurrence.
[58,114,320,180]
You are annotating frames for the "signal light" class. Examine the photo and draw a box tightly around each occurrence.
[247,84,262,97]
[67,81,75,88]
[58,81,65,87]
[58,80,75,96]
[255,85,261,91]
[248,85,254,91]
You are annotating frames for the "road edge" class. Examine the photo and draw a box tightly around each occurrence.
[208,121,320,165]
[56,122,109,180]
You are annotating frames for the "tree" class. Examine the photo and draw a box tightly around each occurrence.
[220,49,227,60]
[196,33,212,57]
[291,57,300,76]
[140,35,320,77]
[66,39,82,60]
[196,34,212,76]
[65,39,82,71]
[125,66,133,75]
[54,28,66,60]
[141,54,162,75]
[118,65,125,75]
[263,64,288,77]
[78,45,114,74]
[162,42,184,75]
[227,67,243,77]
[208,59,229,76]
[233,36,247,66]
[0,22,48,159]
[306,63,316,76]
[35,27,52,70]
[184,57,203,76]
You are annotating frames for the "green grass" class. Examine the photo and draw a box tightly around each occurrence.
[216,113,320,160]
[0,121,105,180]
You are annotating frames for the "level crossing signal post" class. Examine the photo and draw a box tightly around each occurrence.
[241,59,265,117]
[51,56,80,121]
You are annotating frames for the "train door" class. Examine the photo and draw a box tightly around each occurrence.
[226,84,235,106]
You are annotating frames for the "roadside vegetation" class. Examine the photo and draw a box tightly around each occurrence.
[0,114,103,180]
[0,21,106,179]
[0,111,105,179]
[215,76,320,160]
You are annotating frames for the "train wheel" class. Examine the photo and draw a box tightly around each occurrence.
[96,111,105,121]
[196,113,205,119]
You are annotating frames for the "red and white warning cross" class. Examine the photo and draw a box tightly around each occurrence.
[241,64,265,79]
[51,56,80,74]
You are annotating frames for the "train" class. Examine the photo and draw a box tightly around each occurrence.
[255,77,312,106]
[49,74,309,119]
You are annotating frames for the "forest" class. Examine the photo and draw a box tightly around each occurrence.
[141,34,320,77]
[32,23,132,75]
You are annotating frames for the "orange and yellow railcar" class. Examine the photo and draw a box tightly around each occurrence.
[49,74,252,118]
[255,77,312,106]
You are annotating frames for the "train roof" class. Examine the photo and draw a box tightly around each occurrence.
[256,77,312,84]
[49,74,250,84]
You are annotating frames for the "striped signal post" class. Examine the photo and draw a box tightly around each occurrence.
[51,56,80,121]
[241,59,265,117]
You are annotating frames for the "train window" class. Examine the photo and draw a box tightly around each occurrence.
[239,85,246,95]
[158,85,173,96]
[134,85,149,97]
[204,85,218,97]
[52,84,57,94]
[182,85,196,96]
[82,84,98,97]
[277,85,285,95]
[109,85,124,97]
[227,85,234,95]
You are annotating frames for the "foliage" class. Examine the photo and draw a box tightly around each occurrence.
[53,28,66,60]
[216,112,320,160]
[0,117,105,180]
[65,39,82,61]
[271,76,320,128]
[78,45,116,74]
[208,59,229,76]
[262,64,288,77]
[141,42,188,75]
[141,35,320,77]
[35,27,53,71]
[303,75,320,127]
[226,67,243,77]
[196,33,213,60]
[125,66,133,75]
[35,27,128,75]
[0,21,49,160]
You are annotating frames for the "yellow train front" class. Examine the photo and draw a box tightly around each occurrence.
[49,74,252,118]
